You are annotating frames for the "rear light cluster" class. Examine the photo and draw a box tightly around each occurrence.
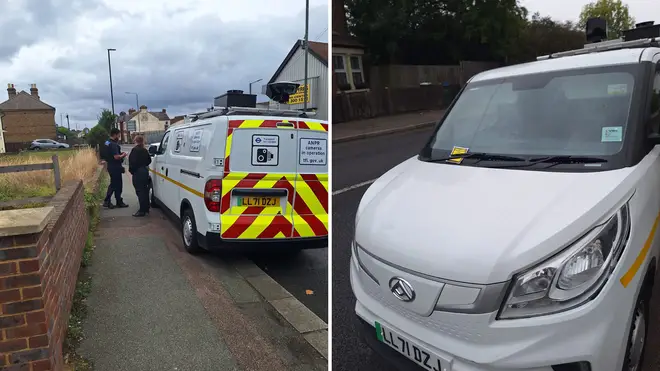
[204,179,222,212]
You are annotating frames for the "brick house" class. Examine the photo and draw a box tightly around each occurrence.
[332,0,367,93]
[0,84,57,152]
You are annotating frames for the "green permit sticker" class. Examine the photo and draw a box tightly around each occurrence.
[375,321,384,342]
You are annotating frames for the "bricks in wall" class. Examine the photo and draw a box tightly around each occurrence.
[1,110,57,144]
[0,180,89,371]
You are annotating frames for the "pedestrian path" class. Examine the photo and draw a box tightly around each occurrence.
[333,110,445,143]
[78,170,327,371]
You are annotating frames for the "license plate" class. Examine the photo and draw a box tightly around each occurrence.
[376,321,450,371]
[238,196,280,207]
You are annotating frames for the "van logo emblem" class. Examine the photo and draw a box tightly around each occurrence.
[389,277,415,302]
[255,137,262,143]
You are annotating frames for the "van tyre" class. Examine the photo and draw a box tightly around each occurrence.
[622,278,651,371]
[181,209,202,254]
[149,184,159,208]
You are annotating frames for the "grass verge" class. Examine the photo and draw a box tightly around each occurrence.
[0,148,99,202]
[63,169,108,371]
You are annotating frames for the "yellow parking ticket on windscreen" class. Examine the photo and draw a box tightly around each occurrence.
[448,146,469,164]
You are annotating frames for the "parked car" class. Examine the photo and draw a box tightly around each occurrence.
[30,139,70,150]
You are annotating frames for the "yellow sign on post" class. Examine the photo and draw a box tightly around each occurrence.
[288,84,310,105]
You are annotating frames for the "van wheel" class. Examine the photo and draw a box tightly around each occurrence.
[181,209,202,254]
[622,279,651,371]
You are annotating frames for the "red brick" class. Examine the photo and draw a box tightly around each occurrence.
[30,359,51,371]
[0,262,17,277]
[21,287,41,300]
[0,354,6,366]
[28,334,48,348]
[9,347,48,364]
[0,289,21,304]
[12,234,39,247]
[18,260,39,274]
[0,314,25,329]
[4,323,46,339]
[0,246,38,262]
[2,299,43,315]
[25,311,45,324]
[0,338,28,352]
[0,275,41,290]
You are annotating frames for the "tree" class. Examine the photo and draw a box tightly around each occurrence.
[508,13,586,63]
[97,109,117,132]
[86,125,109,148]
[56,126,74,139]
[578,0,635,39]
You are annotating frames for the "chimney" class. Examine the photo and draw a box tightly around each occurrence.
[139,105,147,111]
[332,0,348,36]
[29,83,39,99]
[162,108,166,113]
[128,108,136,114]
[7,83,16,99]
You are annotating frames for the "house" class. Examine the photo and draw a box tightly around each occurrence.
[332,0,367,93]
[267,39,329,120]
[169,115,185,127]
[77,127,89,138]
[0,83,57,152]
[122,105,170,133]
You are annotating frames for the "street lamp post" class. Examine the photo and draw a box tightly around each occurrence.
[249,78,263,95]
[107,48,117,127]
[125,92,140,132]
[303,0,309,115]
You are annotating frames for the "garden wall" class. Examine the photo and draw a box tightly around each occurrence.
[0,167,101,370]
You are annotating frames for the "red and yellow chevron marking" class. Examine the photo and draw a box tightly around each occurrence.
[220,119,328,240]
[220,172,328,239]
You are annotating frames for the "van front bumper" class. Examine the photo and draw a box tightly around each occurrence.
[197,231,327,250]
[350,255,635,371]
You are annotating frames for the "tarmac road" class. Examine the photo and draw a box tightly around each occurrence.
[332,127,433,371]
[119,144,328,323]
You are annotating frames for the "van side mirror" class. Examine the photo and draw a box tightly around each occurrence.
[148,146,157,156]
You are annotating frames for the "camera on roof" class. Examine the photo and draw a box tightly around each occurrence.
[266,81,300,104]
[586,17,608,43]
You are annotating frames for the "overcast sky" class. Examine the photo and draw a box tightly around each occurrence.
[0,0,328,129]
[521,0,659,25]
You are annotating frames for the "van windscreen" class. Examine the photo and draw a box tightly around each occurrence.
[427,68,637,157]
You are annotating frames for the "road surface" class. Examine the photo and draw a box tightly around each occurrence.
[332,128,433,371]
[119,144,328,322]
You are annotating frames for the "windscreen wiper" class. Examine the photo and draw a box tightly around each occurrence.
[528,155,608,164]
[424,152,528,163]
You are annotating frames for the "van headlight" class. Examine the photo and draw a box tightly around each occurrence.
[499,203,631,319]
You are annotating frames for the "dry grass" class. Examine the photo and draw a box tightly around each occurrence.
[0,149,99,201]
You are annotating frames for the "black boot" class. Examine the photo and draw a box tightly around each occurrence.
[116,200,129,208]
[133,211,147,217]
[103,201,115,209]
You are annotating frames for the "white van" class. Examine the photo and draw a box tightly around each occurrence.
[148,87,328,254]
[351,21,660,371]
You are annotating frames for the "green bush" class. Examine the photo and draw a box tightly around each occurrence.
[86,125,108,148]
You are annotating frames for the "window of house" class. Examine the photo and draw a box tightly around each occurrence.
[350,56,365,87]
[333,53,366,91]
[333,55,349,86]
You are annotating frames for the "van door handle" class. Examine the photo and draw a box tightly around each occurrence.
[165,168,168,176]
[276,122,294,128]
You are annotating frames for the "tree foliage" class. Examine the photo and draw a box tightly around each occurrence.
[578,0,635,39]
[86,125,108,148]
[344,0,632,66]
[97,109,117,133]
[56,126,74,139]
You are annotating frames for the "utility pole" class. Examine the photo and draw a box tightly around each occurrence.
[125,92,139,132]
[66,114,70,130]
[107,48,116,126]
[60,113,63,127]
[302,0,309,116]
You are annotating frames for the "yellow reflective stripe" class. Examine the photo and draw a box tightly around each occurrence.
[225,131,233,162]
[239,214,275,239]
[239,119,266,128]
[303,121,327,132]
[221,215,240,235]
[295,180,326,216]
[620,212,660,287]
[149,169,203,198]
[292,214,316,237]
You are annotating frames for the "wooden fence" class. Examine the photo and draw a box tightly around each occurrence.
[0,155,62,209]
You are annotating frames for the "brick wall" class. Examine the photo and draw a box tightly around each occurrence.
[2,110,57,146]
[0,180,88,370]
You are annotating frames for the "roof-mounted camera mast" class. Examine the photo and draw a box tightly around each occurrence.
[537,17,660,60]
[189,82,313,122]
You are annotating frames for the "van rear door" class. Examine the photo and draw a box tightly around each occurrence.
[220,117,297,240]
[292,120,329,238]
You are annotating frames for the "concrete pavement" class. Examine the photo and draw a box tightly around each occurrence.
[79,169,327,371]
[333,110,444,143]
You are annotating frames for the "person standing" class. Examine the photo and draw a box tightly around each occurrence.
[128,135,152,217]
[103,128,129,209]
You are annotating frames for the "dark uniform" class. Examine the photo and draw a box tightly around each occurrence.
[128,145,152,215]
[103,139,128,208]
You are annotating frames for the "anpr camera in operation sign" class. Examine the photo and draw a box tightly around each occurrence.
[299,138,327,165]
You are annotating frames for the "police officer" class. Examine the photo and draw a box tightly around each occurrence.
[103,128,129,209]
